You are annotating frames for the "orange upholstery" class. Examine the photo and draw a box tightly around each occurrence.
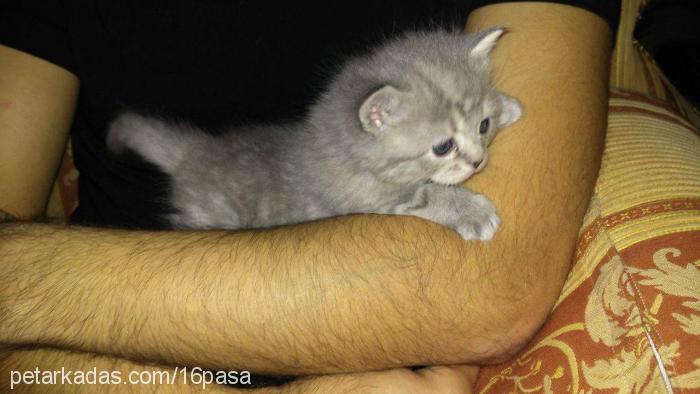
[476,0,700,391]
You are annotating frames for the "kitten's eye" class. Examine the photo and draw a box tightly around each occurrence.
[479,118,490,134]
[432,139,455,156]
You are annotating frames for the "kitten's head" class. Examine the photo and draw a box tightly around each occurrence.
[352,28,522,185]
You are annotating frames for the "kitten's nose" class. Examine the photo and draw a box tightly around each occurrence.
[472,159,483,169]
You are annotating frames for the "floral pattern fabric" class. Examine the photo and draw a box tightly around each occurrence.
[477,0,700,390]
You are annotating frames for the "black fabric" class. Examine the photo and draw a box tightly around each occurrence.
[0,0,76,72]
[635,0,700,107]
[0,0,620,230]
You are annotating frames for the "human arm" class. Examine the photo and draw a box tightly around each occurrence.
[0,44,78,218]
[1,1,611,376]
[0,218,513,374]
[1,347,477,393]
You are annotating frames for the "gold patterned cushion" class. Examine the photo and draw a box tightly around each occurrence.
[475,88,700,393]
[476,1,700,390]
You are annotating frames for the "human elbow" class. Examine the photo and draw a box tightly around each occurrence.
[426,281,552,365]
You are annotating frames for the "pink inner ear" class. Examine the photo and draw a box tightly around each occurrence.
[368,104,384,128]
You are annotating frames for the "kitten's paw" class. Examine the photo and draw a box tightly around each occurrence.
[455,195,500,241]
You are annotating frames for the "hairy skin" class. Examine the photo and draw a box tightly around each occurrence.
[0,3,610,392]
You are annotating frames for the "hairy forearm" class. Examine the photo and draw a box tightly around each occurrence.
[0,219,497,374]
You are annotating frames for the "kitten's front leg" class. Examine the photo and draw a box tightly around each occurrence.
[392,184,501,241]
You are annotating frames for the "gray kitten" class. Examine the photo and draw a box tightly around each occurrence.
[107,28,522,240]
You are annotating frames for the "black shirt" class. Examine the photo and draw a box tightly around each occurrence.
[0,0,621,229]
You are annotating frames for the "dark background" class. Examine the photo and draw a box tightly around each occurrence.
[636,0,700,108]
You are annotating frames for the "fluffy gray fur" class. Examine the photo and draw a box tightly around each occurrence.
[107,28,522,240]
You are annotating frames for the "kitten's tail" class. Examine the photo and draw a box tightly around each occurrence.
[106,112,195,174]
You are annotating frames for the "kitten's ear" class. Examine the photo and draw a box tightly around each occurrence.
[470,28,506,58]
[497,93,522,127]
[359,85,405,134]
